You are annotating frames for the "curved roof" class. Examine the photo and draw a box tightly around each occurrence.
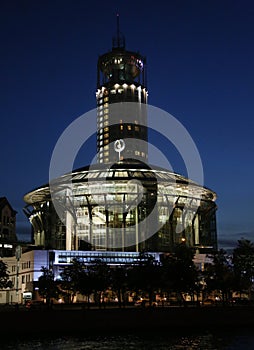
[24,160,216,205]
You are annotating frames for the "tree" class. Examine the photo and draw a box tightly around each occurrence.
[60,258,86,303]
[204,249,234,304]
[87,259,110,307]
[0,260,12,289]
[232,239,254,298]
[38,266,60,306]
[128,253,161,307]
[161,244,199,305]
[110,266,129,308]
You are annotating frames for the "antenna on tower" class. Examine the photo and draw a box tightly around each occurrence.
[112,13,125,49]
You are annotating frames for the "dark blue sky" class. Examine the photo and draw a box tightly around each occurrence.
[1,1,254,250]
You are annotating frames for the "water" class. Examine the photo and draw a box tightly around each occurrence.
[2,332,254,350]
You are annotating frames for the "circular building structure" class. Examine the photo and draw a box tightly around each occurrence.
[23,23,217,256]
[24,160,217,254]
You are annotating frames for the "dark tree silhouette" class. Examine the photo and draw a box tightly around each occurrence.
[204,249,234,304]
[110,266,129,308]
[128,253,161,307]
[161,244,199,306]
[38,266,60,306]
[60,258,86,303]
[87,259,110,307]
[0,260,12,289]
[232,239,254,298]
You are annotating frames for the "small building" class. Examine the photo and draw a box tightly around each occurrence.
[0,197,17,257]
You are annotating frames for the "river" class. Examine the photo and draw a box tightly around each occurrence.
[2,331,254,349]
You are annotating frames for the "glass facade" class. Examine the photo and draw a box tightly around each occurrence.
[24,162,217,253]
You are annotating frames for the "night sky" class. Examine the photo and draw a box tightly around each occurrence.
[1,1,254,250]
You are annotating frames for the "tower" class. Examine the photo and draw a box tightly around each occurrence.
[24,18,217,254]
[96,15,148,164]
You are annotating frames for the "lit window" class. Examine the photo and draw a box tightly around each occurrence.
[110,89,116,94]
[104,127,109,132]
[104,157,109,162]
[104,133,109,138]
[135,126,139,131]
[104,145,109,150]
[104,97,109,102]
[104,115,109,120]
[104,108,109,114]
[120,125,123,130]
[127,125,132,130]
[104,121,109,126]
[104,140,109,145]
[104,151,109,156]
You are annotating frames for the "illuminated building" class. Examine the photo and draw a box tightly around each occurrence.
[96,15,148,163]
[23,21,217,257]
[0,197,17,257]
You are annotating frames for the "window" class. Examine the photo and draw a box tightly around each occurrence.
[127,125,132,130]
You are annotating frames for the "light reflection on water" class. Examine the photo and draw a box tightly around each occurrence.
[2,332,254,350]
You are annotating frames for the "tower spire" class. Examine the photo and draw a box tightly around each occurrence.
[112,13,125,49]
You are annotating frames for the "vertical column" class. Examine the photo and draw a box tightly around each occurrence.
[194,214,199,245]
[65,189,72,251]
